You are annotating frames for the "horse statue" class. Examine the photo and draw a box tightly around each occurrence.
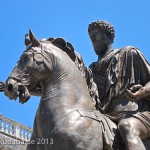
[1,30,150,150]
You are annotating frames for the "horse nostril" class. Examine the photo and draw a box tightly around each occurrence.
[8,84,13,92]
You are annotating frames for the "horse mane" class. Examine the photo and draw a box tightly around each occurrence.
[41,38,103,112]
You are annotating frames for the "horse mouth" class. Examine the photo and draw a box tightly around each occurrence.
[5,82,30,104]
[18,84,30,103]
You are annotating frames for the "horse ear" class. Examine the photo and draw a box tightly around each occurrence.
[25,34,31,46]
[29,29,40,47]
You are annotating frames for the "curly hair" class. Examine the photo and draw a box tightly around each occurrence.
[88,20,115,43]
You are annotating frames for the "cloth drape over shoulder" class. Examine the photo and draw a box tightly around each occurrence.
[90,46,150,112]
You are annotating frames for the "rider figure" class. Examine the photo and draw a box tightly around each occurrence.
[88,20,150,150]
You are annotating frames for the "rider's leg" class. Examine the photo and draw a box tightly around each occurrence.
[118,117,149,150]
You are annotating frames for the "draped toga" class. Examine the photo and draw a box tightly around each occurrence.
[90,46,150,123]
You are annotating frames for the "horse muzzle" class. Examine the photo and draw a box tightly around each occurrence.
[5,78,30,104]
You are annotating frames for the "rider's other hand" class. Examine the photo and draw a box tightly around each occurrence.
[125,84,145,101]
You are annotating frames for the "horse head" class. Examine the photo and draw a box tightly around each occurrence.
[4,30,96,105]
[4,30,52,103]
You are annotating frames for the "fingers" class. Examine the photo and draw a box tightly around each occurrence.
[126,86,145,101]
[129,84,142,92]
[125,89,135,101]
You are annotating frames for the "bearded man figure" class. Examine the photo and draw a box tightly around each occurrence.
[88,20,150,150]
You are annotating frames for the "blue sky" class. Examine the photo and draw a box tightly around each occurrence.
[0,0,150,128]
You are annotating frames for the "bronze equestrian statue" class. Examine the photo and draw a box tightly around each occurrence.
[0,20,150,149]
[88,20,150,150]
[2,30,120,150]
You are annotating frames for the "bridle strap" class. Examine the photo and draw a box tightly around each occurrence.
[7,76,22,82]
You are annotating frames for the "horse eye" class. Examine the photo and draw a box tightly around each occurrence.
[21,54,30,62]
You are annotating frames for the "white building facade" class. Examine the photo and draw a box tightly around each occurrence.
[0,114,32,150]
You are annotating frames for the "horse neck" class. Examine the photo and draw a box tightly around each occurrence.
[41,58,96,114]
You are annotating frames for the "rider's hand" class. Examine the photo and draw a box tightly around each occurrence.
[126,84,146,101]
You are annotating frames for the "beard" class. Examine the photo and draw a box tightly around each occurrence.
[94,42,108,56]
